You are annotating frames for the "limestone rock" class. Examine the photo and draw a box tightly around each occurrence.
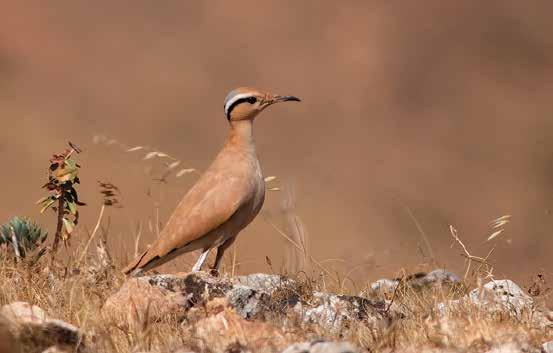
[0,302,84,352]
[0,315,17,353]
[418,269,460,286]
[232,273,294,294]
[106,272,395,333]
[484,341,541,353]
[1,301,47,324]
[102,271,233,326]
[295,292,391,332]
[232,273,292,293]
[226,285,272,319]
[469,279,532,314]
[41,346,70,353]
[282,340,359,353]
[368,269,460,297]
[102,274,188,326]
[369,279,399,296]
[189,308,298,353]
[437,279,552,332]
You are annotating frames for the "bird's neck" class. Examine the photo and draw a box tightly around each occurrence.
[226,120,256,152]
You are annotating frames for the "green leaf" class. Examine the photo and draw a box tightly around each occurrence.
[67,201,77,215]
[35,196,50,205]
[40,198,56,213]
[62,218,75,235]
[64,159,76,168]
[53,158,79,183]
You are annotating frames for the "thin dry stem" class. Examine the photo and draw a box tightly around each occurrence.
[77,204,106,266]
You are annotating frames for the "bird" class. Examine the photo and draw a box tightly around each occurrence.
[122,87,301,276]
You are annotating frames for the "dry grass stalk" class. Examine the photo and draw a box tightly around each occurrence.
[76,205,106,267]
[0,135,548,352]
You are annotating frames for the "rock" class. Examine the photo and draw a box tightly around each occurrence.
[295,292,392,332]
[484,341,541,353]
[439,279,534,316]
[102,274,188,326]
[189,308,299,353]
[41,346,70,353]
[368,269,460,298]
[106,272,395,333]
[226,285,272,319]
[0,302,84,352]
[232,273,292,293]
[0,315,17,353]
[282,340,359,353]
[369,279,399,296]
[469,279,532,314]
[227,281,395,332]
[1,301,47,324]
[419,269,460,285]
[544,340,553,353]
[379,349,458,353]
[103,271,236,326]
[436,279,552,331]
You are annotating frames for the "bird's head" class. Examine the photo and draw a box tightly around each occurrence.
[224,87,301,122]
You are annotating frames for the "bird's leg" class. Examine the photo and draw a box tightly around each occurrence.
[210,236,236,276]
[191,248,211,272]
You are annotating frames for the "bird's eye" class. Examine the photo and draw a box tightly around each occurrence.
[246,97,257,104]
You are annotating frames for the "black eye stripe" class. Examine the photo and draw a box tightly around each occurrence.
[226,96,257,119]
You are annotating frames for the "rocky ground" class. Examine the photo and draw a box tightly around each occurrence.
[0,263,551,353]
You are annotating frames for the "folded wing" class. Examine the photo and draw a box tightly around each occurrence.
[122,169,251,274]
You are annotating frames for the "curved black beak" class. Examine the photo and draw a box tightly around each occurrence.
[274,95,301,103]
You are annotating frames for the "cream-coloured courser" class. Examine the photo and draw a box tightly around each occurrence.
[123,87,300,276]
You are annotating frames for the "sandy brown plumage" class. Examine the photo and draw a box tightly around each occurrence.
[122,87,300,275]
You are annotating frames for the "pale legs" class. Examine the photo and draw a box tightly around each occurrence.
[211,236,236,273]
[191,236,236,274]
[191,248,211,272]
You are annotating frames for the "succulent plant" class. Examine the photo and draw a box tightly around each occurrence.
[0,217,48,258]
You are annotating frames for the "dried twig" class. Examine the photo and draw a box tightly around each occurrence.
[76,205,106,266]
[449,225,492,280]
[385,275,403,314]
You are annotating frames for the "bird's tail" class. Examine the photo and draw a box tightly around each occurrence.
[122,249,149,275]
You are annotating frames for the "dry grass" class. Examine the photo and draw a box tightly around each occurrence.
[0,237,551,353]
[0,139,551,352]
[0,252,190,353]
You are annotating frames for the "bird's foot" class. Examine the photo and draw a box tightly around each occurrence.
[130,268,145,277]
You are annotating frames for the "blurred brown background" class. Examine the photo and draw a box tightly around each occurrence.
[1,1,553,286]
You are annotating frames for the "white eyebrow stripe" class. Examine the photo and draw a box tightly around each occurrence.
[224,93,254,115]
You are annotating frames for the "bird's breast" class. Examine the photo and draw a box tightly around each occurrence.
[251,158,265,212]
[214,144,265,225]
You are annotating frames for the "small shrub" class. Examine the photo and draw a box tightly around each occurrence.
[37,142,85,251]
[0,216,47,258]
